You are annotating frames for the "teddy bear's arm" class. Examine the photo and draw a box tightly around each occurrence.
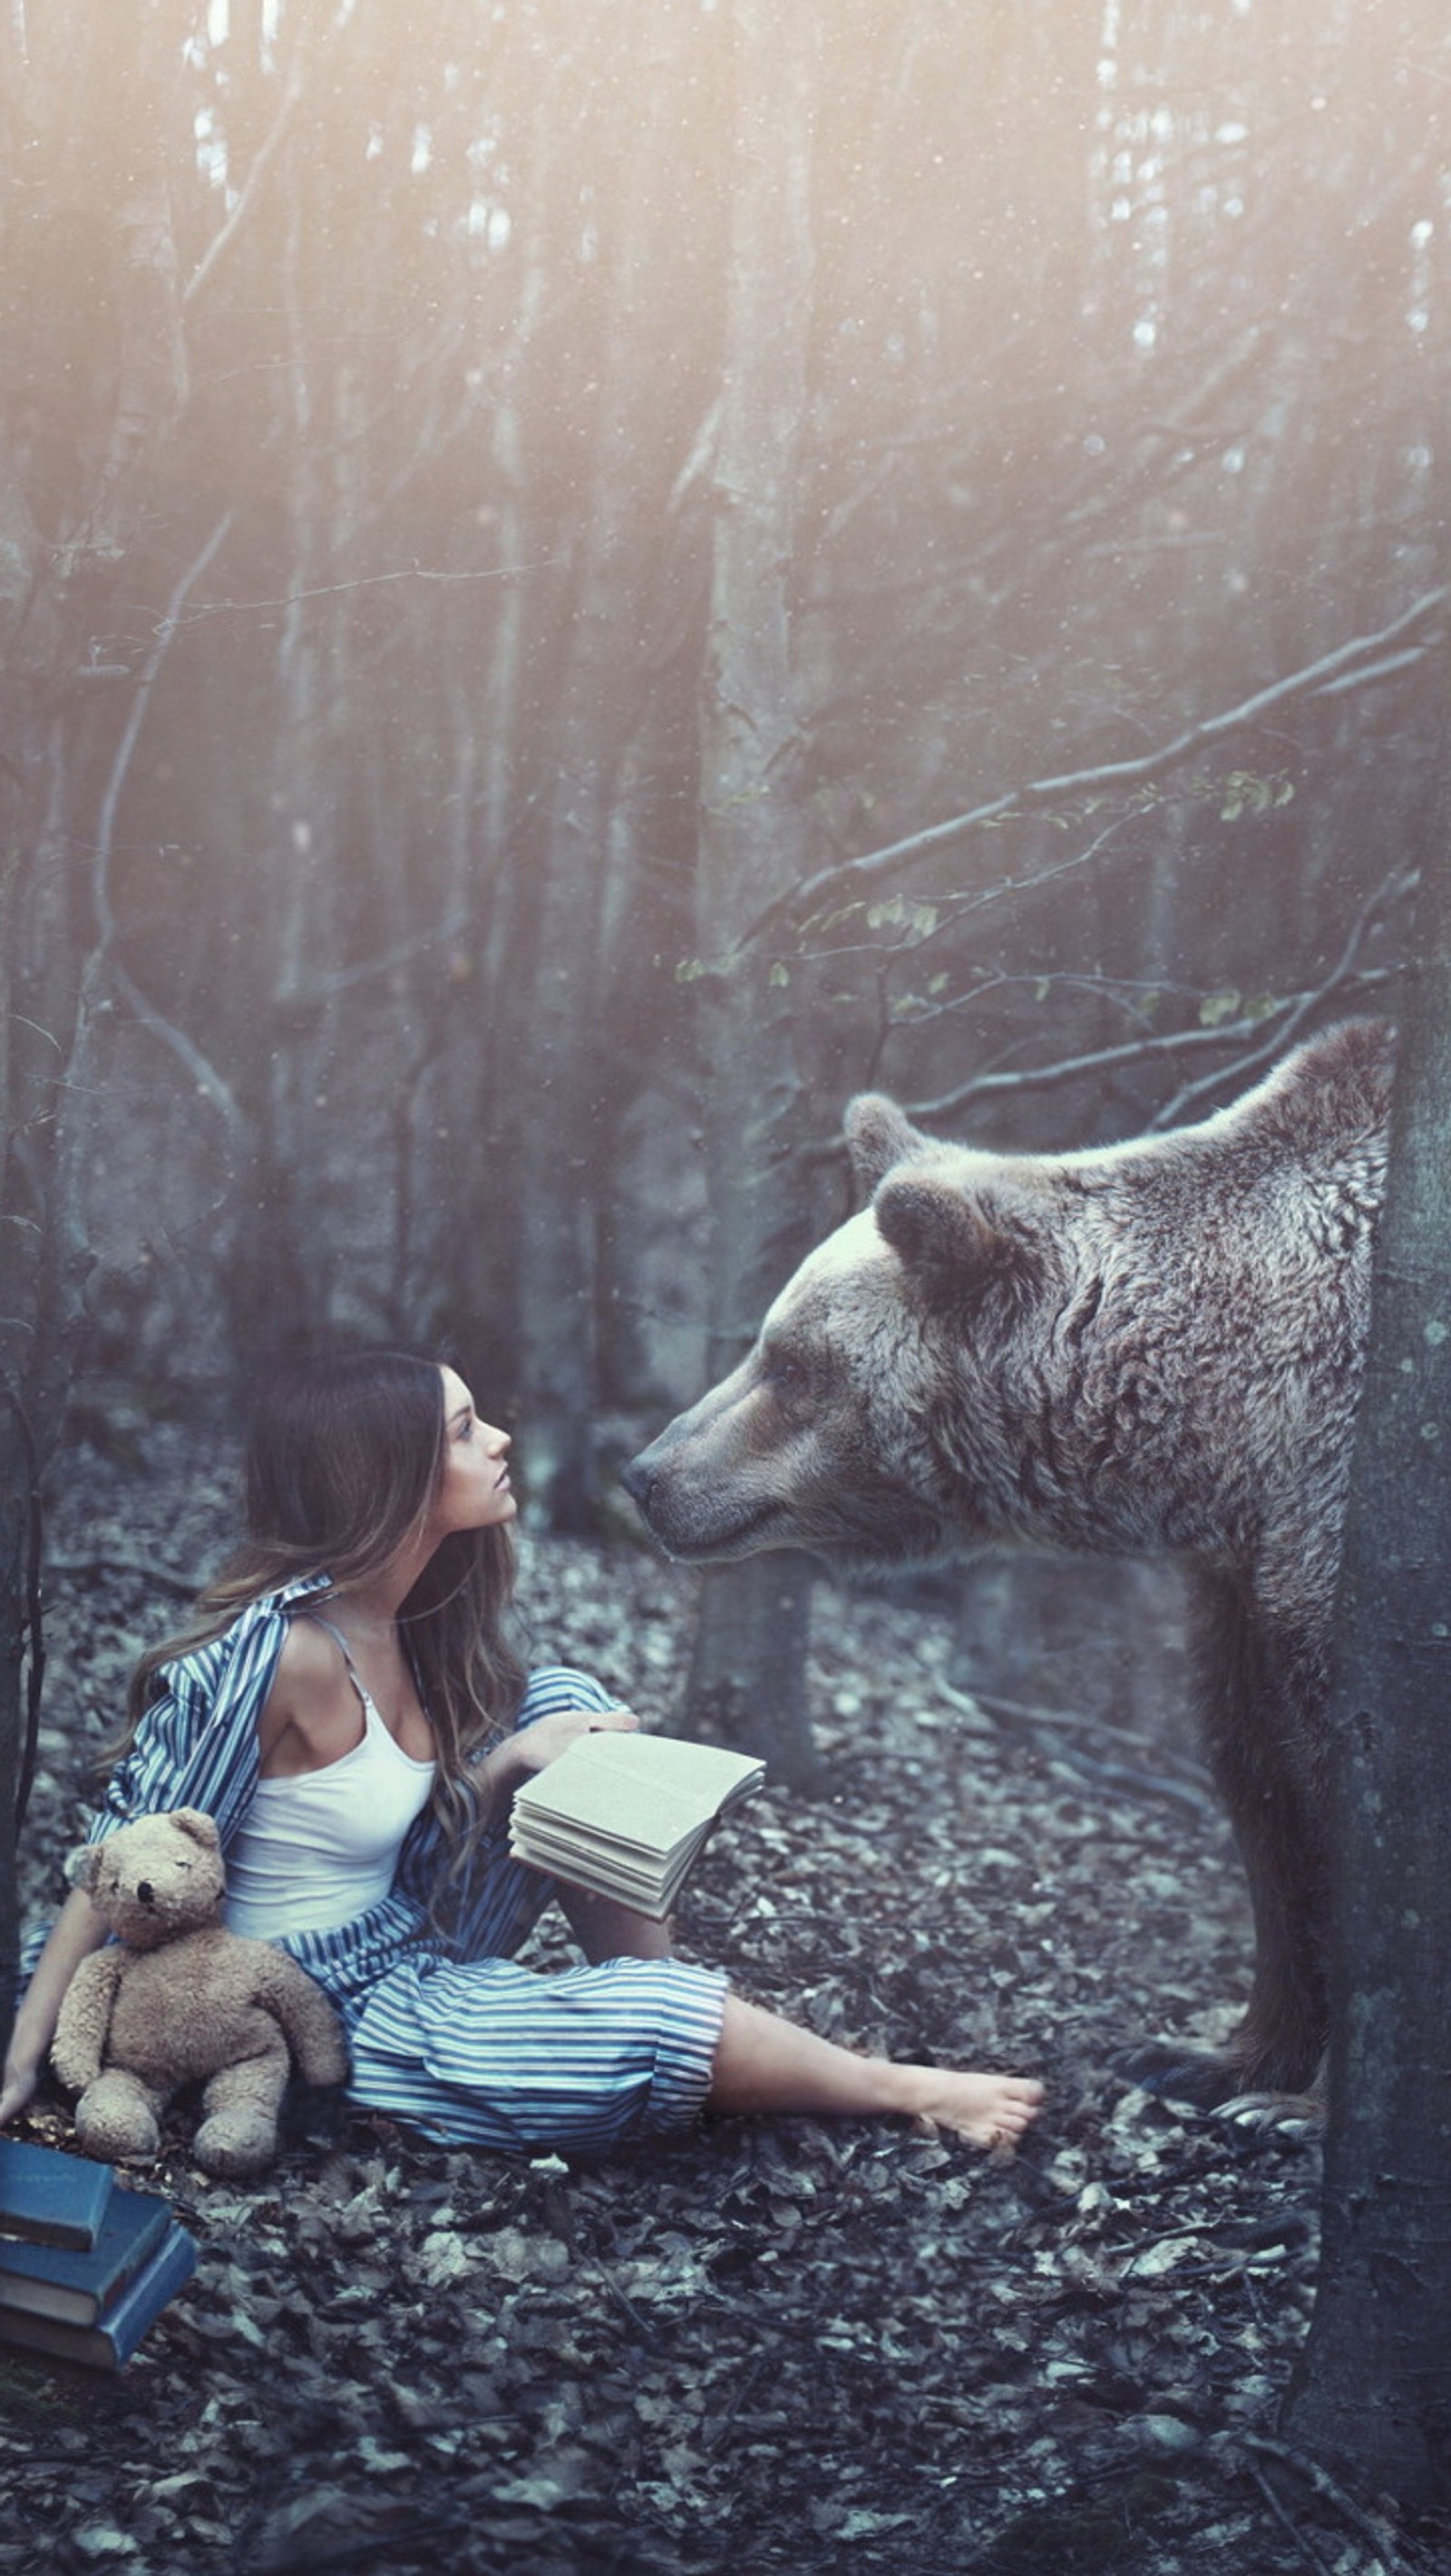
[256,1952,350,2089]
[51,1948,126,2093]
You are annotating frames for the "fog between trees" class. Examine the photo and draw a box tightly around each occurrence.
[2,0,1444,1493]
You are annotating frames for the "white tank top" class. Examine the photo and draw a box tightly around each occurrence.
[225,1615,436,1939]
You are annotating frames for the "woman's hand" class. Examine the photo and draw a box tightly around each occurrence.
[475,1703,640,1818]
[0,2053,41,2129]
[0,1883,109,2126]
[511,1703,640,1779]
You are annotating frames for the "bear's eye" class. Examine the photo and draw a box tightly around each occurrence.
[763,1349,813,1410]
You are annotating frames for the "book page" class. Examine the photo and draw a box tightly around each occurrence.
[512,1732,763,1860]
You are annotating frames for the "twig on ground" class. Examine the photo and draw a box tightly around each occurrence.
[244,2513,473,2576]
[949,1683,1220,1819]
[1237,2435,1412,2572]
[48,1550,202,1597]
[705,2349,774,2450]
[1246,2462,1338,2576]
[952,1683,1211,1780]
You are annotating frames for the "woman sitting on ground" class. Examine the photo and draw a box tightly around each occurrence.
[2,1350,1043,2158]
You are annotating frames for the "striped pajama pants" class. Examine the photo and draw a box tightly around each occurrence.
[281,1846,728,2158]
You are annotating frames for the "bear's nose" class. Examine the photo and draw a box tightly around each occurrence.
[136,1880,156,1908]
[619,1456,652,1509]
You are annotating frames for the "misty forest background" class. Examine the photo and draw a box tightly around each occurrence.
[1,0,1448,1782]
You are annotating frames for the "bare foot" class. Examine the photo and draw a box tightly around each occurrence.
[903,2069,1045,2152]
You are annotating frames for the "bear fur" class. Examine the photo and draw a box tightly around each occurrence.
[624,1018,1394,2104]
[52,1808,350,2176]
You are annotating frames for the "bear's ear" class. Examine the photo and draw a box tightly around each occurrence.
[844,1094,930,1198]
[873,1172,1049,1312]
[64,1843,102,1892]
[169,1809,221,1852]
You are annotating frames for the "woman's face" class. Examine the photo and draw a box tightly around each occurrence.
[428,1365,518,1537]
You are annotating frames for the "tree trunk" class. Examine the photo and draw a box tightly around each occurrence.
[0,0,191,2062]
[683,0,828,1788]
[1281,746,1451,2504]
[511,7,701,1528]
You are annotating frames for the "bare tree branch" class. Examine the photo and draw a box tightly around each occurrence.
[91,512,235,946]
[1147,864,1409,1128]
[182,25,313,310]
[901,990,1368,1127]
[0,1381,45,1834]
[896,867,1407,1134]
[85,511,248,1136]
[283,916,471,1010]
[172,561,563,629]
[739,590,1447,954]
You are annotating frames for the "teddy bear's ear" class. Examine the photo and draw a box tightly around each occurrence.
[170,1809,222,1852]
[63,1843,102,1891]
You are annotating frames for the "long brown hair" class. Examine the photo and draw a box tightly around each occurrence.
[126,1349,526,1869]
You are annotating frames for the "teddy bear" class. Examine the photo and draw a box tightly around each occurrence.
[51,1807,350,2179]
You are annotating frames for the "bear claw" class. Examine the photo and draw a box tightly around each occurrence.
[1115,2041,1251,2111]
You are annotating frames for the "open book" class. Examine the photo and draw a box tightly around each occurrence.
[509,1732,765,1917]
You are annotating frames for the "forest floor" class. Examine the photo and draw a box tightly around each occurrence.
[5,1418,1448,2576]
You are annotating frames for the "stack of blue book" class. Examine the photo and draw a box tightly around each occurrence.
[0,2138,196,2371]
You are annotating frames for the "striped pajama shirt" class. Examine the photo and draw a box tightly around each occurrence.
[38,1573,727,2157]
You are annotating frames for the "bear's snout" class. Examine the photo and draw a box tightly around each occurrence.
[136,1881,157,1908]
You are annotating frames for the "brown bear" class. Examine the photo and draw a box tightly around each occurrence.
[623,1017,1395,2106]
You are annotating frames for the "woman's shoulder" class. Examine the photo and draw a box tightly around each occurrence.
[157,1573,335,1696]
[271,1604,340,1668]
[265,1605,358,1708]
